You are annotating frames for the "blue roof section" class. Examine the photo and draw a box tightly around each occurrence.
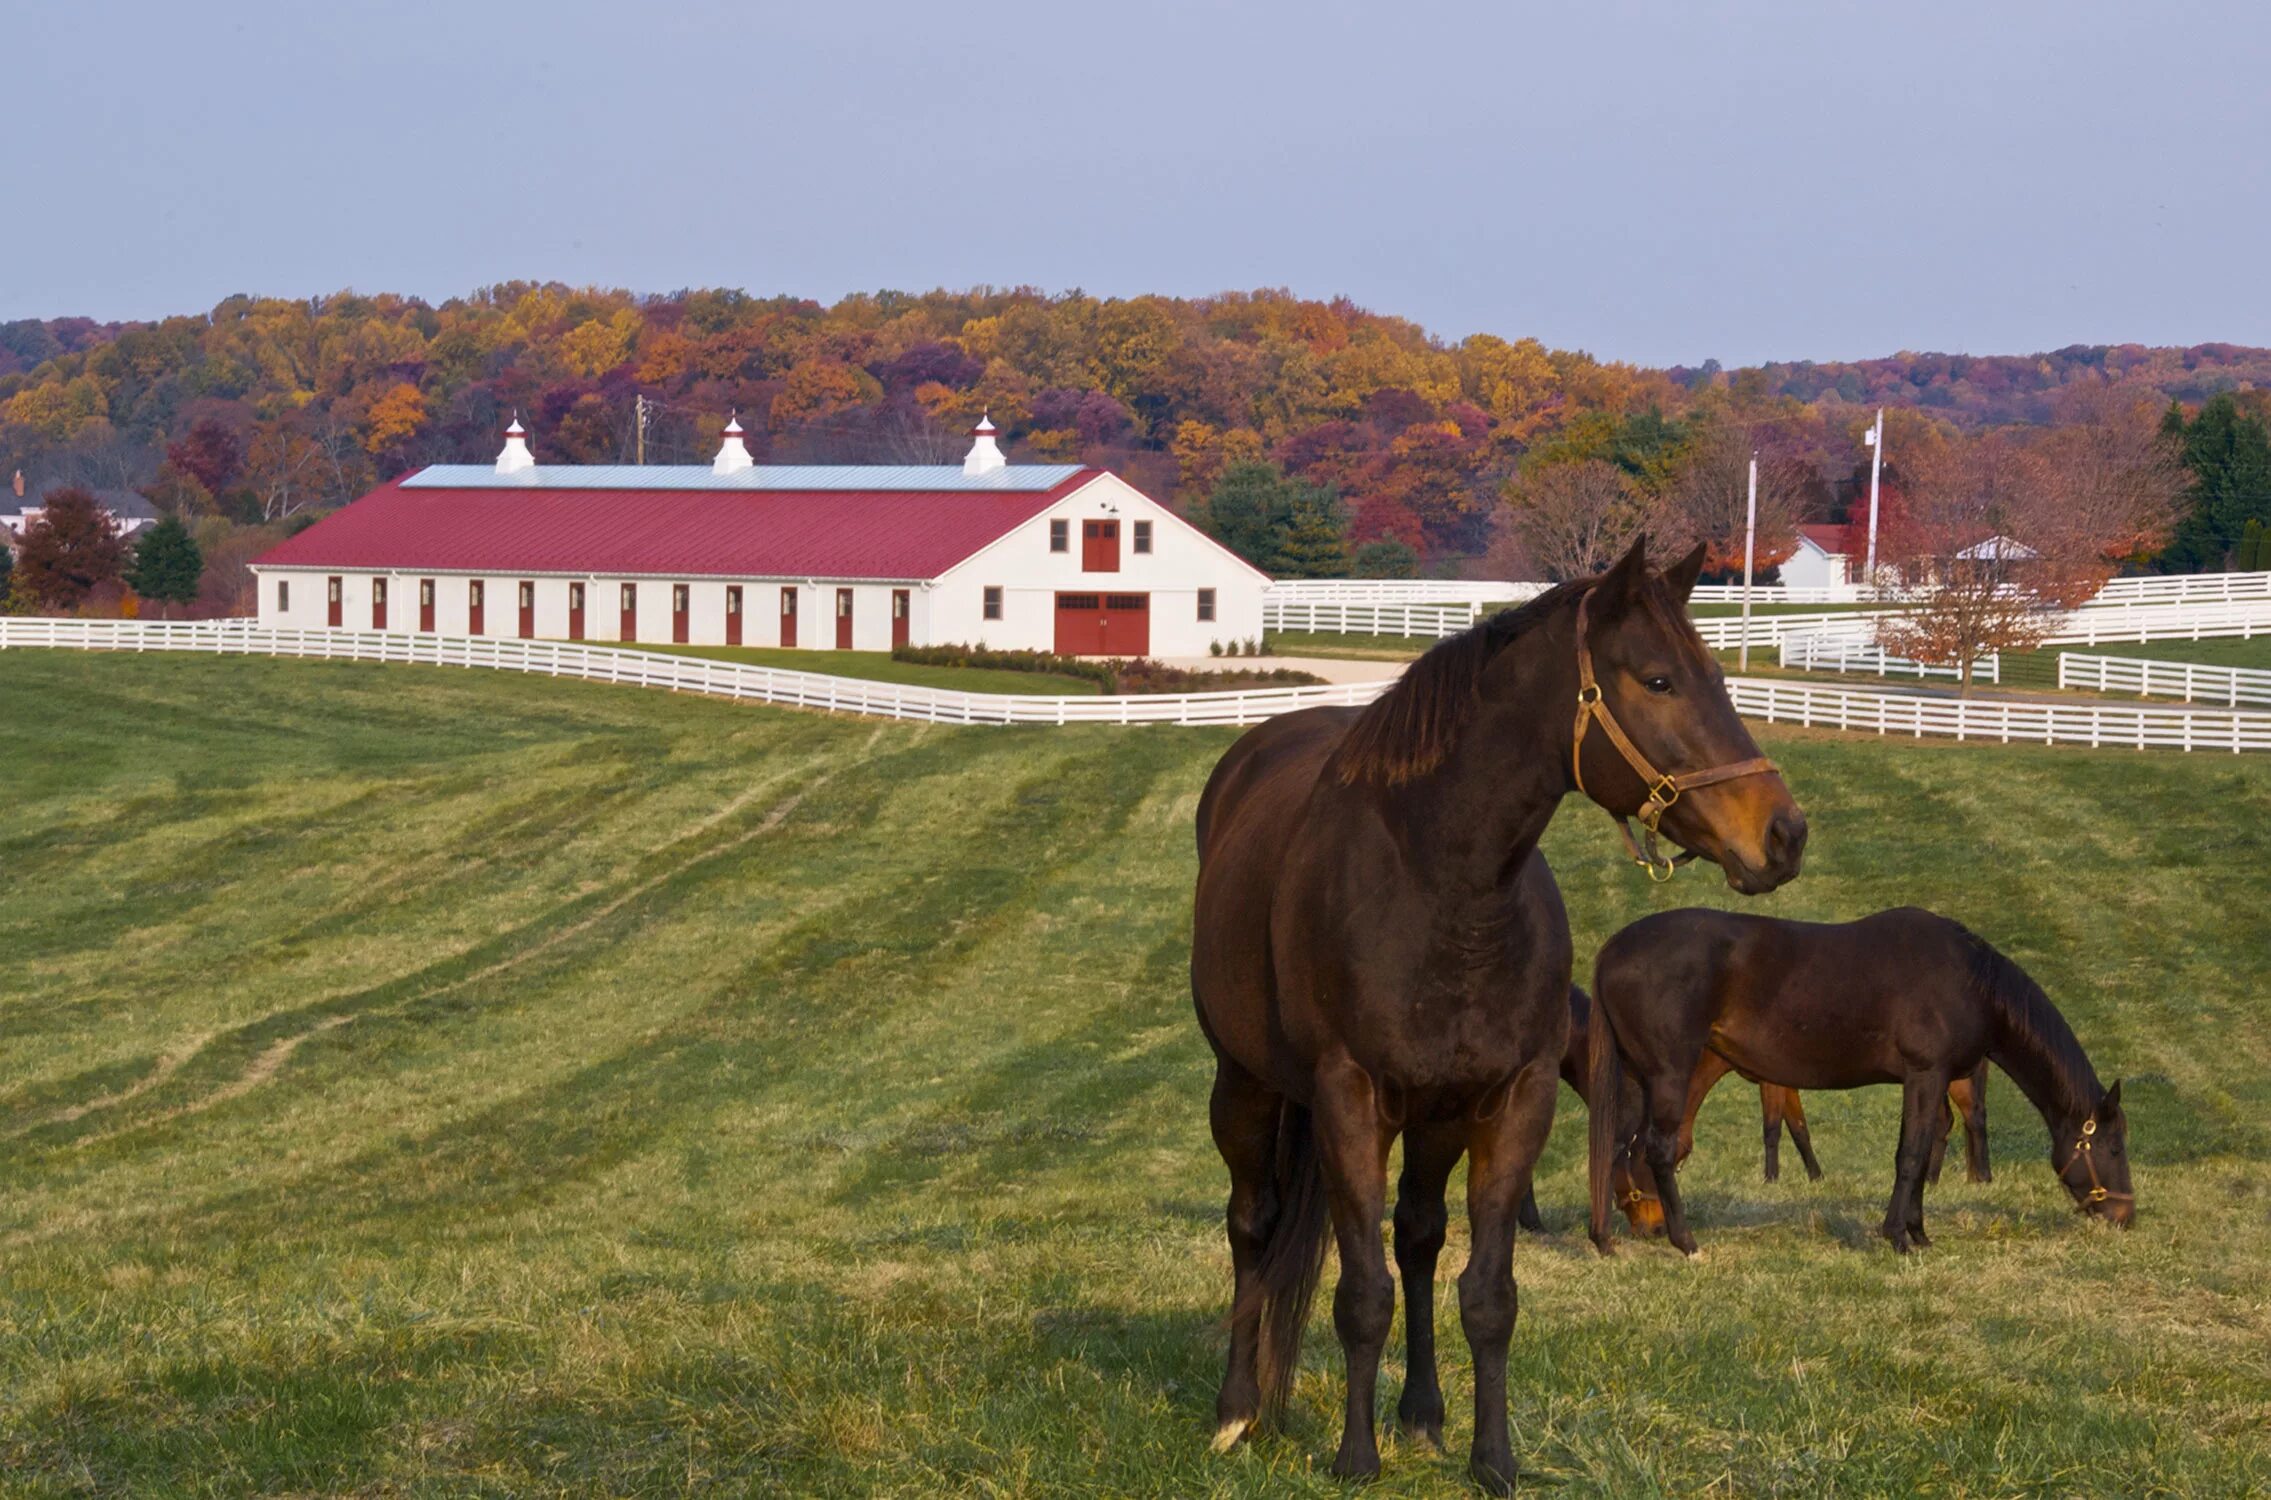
[400,464,1088,492]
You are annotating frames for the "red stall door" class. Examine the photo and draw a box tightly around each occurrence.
[468,580,486,635]
[419,579,435,632]
[516,581,535,639]
[890,588,910,648]
[1054,592,1149,656]
[620,583,638,641]
[568,582,586,641]
[725,586,743,646]
[835,588,854,650]
[371,577,388,630]
[672,584,690,644]
[1081,519,1120,572]
[327,575,343,627]
[779,587,798,648]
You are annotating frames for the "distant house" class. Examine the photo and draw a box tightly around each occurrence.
[2,472,161,539]
[251,418,1270,657]
[1953,534,2040,563]
[1779,524,1856,594]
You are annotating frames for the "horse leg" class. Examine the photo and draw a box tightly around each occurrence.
[1207,1056,1281,1449]
[1643,1069,1703,1257]
[1459,1058,1558,1496]
[1392,1122,1463,1448]
[1882,1070,1950,1252]
[1760,1084,1785,1183]
[1312,1056,1395,1482]
[1516,1183,1543,1234]
[1925,1084,1953,1185]
[1675,1050,1732,1167]
[1958,1061,1992,1183]
[1783,1089,1824,1181]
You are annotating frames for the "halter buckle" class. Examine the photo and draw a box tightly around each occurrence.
[1577,684,1602,706]
[2080,1118,2097,1137]
[2085,1187,2108,1204]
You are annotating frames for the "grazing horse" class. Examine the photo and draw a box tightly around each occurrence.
[1673,1054,1993,1185]
[1514,987,1667,1238]
[1191,538,1807,1490]
[1587,908,2131,1256]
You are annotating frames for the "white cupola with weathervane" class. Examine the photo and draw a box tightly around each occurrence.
[713,414,754,475]
[495,415,535,474]
[962,413,1006,476]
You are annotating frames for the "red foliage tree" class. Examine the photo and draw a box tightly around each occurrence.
[13,487,126,610]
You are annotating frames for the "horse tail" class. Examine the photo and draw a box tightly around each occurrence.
[1237,1100,1330,1423]
[1587,986,1626,1256]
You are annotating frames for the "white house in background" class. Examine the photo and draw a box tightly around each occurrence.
[249,419,1269,657]
[1778,524,1857,595]
[2,472,161,538]
[1954,534,2041,562]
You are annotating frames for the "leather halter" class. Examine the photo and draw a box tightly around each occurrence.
[1571,587,1780,882]
[2064,1116,2133,1213]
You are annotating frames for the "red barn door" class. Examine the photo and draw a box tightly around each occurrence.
[1054,592,1149,656]
[779,587,797,647]
[672,584,690,644]
[419,579,435,632]
[327,576,342,627]
[371,577,387,630]
[725,586,743,645]
[1081,520,1120,572]
[468,580,485,635]
[891,589,910,648]
[568,582,585,640]
[619,583,637,641]
[518,581,536,639]
[835,588,854,649]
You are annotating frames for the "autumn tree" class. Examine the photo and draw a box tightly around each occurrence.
[1498,459,1645,580]
[2031,382,2187,566]
[13,488,126,611]
[126,514,204,616]
[1654,422,1804,576]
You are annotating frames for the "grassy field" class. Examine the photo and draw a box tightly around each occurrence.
[3,650,2269,1497]
[617,644,1102,696]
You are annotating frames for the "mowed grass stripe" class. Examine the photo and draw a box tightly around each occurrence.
[0,651,2266,1496]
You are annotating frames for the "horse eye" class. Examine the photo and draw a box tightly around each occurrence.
[1644,676,1674,695]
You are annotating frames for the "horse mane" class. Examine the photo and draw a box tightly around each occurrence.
[1964,929,2103,1118]
[1329,579,1594,787]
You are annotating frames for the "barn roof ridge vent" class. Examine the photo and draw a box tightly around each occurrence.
[963,411,1006,477]
[713,412,754,475]
[496,414,535,474]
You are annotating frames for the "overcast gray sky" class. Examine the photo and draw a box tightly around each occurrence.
[5,1,2263,367]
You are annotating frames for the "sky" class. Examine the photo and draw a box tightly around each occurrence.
[4,1,2265,368]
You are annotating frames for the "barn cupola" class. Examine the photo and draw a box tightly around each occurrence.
[962,412,1006,476]
[713,414,754,475]
[495,416,535,474]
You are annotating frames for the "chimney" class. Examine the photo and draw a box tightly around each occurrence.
[962,413,1006,476]
[495,415,536,474]
[712,414,754,475]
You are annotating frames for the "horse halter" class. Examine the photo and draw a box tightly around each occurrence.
[2064,1116,2133,1213]
[1571,587,1780,882]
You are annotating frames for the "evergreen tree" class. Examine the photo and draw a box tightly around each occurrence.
[1274,489,1352,578]
[2158,395,2271,570]
[1351,538,1420,579]
[126,514,204,613]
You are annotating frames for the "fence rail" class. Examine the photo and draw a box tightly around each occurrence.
[9,617,2269,751]
[1781,635,1998,683]
[2058,652,2271,707]
[1258,598,1480,637]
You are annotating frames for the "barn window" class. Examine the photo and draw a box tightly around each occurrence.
[469,581,484,607]
[420,580,434,606]
[519,582,534,609]
[1197,588,1216,622]
[1133,520,1152,554]
[983,585,1003,620]
[673,584,689,611]
[278,580,290,611]
[622,583,637,612]
[725,588,740,616]
[1049,519,1068,553]
[327,577,341,604]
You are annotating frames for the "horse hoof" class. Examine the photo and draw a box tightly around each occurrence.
[1589,1234,1616,1258]
[1398,1419,1445,1451]
[1470,1455,1516,1495]
[1329,1450,1381,1482]
[1209,1418,1252,1454]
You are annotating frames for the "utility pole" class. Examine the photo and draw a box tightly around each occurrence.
[634,395,649,465]
[1740,452,1758,671]
[1863,407,1885,591]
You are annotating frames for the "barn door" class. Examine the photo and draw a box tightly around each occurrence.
[419,578,435,632]
[890,589,910,648]
[1054,591,1148,656]
[518,581,536,639]
[568,582,585,640]
[468,580,485,635]
[779,587,797,648]
[725,586,743,646]
[327,575,343,628]
[371,577,388,630]
[672,584,690,644]
[1081,519,1120,572]
[619,583,637,641]
[835,588,854,650]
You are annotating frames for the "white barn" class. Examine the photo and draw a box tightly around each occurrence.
[1779,524,1856,595]
[251,419,1268,658]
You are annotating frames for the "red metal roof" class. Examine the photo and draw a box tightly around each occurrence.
[254,468,1104,580]
[1796,524,1848,553]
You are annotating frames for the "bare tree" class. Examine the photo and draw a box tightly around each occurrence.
[2032,381,2189,565]
[1654,421,1807,575]
[1498,459,1645,580]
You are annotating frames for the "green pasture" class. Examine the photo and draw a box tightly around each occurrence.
[2,651,2267,1496]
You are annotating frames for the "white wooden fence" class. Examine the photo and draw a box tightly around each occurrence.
[2058,652,2271,707]
[1259,598,1479,637]
[9,617,2268,752]
[1781,635,1999,684]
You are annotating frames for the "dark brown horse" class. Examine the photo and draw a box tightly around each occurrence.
[1588,908,2131,1256]
[1673,1054,1992,1186]
[1191,538,1806,1490]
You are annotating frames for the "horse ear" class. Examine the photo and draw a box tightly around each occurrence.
[1597,533,1648,609]
[2099,1079,2122,1114]
[1662,542,1707,603]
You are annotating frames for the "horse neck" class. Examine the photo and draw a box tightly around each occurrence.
[1395,615,1572,889]
[1983,958,2102,1133]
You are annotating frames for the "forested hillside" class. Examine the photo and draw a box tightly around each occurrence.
[3,285,2267,612]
